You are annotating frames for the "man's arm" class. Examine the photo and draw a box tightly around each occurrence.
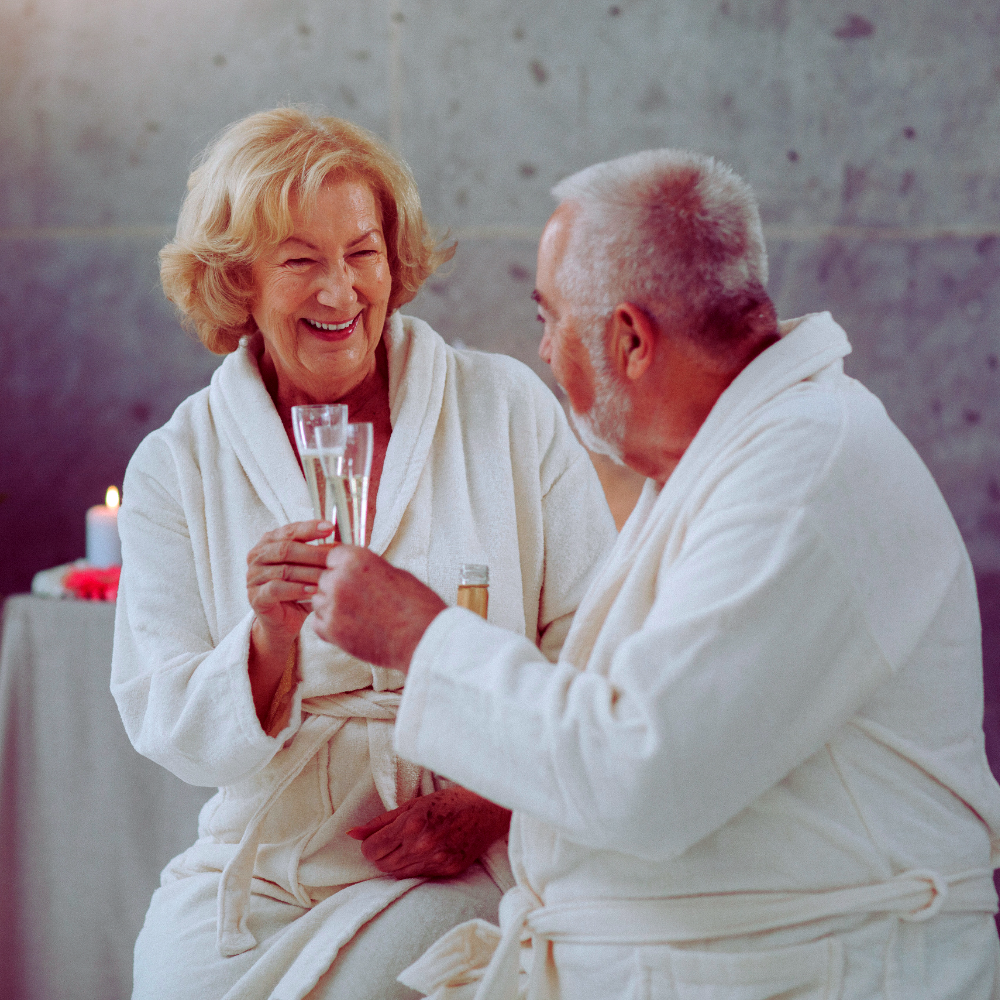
[314,505,893,862]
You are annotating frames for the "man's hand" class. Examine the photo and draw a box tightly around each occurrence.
[311,546,447,672]
[347,787,512,879]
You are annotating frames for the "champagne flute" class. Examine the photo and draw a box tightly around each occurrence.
[291,404,348,535]
[320,422,373,547]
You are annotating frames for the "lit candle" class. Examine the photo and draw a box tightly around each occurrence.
[86,486,122,567]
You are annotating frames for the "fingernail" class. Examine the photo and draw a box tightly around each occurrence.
[318,521,334,531]
[304,586,317,594]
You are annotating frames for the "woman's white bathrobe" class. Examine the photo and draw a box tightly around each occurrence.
[110,313,616,999]
[394,313,1000,999]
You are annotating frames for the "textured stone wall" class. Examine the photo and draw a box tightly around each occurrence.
[1,1,998,642]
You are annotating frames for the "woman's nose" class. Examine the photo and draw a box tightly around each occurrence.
[315,263,357,311]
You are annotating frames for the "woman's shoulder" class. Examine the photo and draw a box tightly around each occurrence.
[399,314,558,411]
[131,384,213,465]
[130,343,253,470]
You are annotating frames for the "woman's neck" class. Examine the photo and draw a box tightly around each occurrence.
[259,339,391,434]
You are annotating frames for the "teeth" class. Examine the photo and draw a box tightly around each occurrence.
[305,316,355,331]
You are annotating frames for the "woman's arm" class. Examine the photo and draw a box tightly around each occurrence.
[244,520,335,725]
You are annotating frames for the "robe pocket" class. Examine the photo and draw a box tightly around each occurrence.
[641,936,844,1000]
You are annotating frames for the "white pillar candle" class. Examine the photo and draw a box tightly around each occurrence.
[86,486,122,567]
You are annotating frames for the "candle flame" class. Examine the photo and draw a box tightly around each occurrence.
[106,486,120,510]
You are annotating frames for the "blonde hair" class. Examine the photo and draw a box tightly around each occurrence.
[160,107,454,354]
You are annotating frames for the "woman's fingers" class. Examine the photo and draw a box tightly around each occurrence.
[248,522,335,569]
[247,561,326,589]
[246,521,337,624]
[252,579,318,606]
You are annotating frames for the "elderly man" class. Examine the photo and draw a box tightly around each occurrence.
[312,150,1000,998]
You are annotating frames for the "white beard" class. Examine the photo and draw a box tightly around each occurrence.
[568,376,630,466]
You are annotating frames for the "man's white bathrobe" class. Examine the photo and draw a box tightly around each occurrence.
[111,313,616,1000]
[394,313,1000,1000]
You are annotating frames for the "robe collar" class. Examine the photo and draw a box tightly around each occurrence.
[207,311,448,557]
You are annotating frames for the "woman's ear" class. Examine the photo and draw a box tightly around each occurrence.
[609,303,656,382]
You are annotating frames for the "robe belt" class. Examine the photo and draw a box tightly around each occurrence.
[216,689,428,958]
[401,868,998,1000]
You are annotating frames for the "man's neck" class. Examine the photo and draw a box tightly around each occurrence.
[622,334,773,486]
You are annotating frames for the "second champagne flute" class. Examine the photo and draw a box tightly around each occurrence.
[321,422,373,547]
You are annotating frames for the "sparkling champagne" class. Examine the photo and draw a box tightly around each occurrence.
[301,450,337,528]
[331,471,370,546]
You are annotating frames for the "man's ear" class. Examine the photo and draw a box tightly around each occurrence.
[609,303,656,382]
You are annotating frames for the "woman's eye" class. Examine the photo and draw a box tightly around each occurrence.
[284,257,313,267]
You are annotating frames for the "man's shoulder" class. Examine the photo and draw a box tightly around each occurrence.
[696,356,930,526]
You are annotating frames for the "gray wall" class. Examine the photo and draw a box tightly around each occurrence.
[1,1,998,646]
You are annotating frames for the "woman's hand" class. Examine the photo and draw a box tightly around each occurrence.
[347,786,512,879]
[247,519,335,638]
[246,519,335,724]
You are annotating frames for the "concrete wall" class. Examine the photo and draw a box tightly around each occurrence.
[2,1,998,634]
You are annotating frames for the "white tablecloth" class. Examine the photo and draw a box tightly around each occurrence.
[0,595,213,1000]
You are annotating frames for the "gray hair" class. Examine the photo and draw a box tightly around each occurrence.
[551,149,773,364]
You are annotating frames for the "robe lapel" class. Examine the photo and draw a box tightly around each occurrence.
[368,313,447,557]
[209,336,315,527]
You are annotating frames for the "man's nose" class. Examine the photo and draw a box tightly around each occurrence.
[315,262,357,311]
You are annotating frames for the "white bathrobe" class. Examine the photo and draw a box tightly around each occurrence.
[111,313,616,1000]
[395,313,1000,1000]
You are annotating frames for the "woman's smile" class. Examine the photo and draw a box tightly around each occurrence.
[301,314,361,339]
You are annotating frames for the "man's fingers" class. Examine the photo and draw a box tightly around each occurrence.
[378,852,465,880]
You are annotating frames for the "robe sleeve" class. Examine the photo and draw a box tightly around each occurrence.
[395,497,895,862]
[111,435,301,788]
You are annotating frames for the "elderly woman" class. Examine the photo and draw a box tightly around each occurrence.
[111,108,616,1000]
